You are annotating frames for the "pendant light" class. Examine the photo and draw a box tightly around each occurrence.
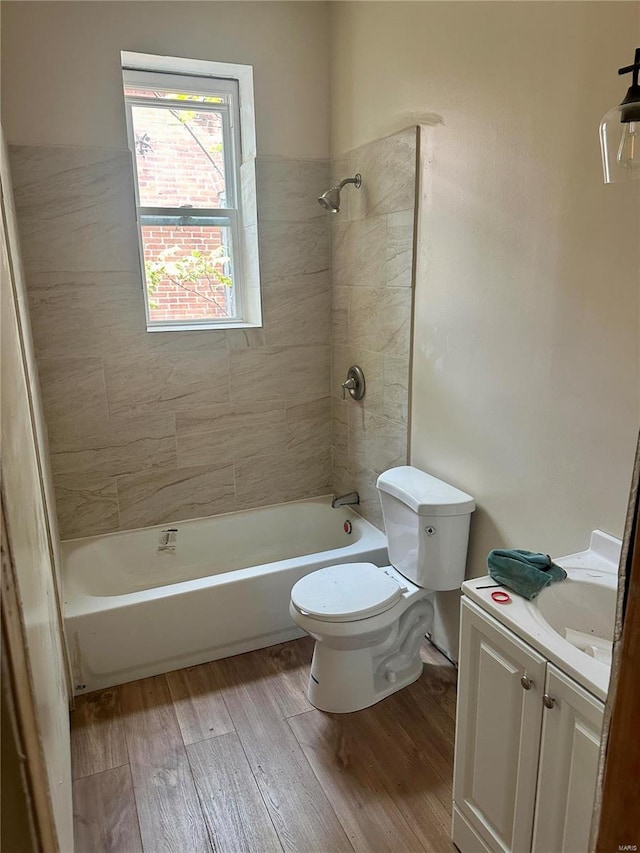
[600,48,640,183]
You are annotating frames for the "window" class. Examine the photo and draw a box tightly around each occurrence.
[122,55,261,331]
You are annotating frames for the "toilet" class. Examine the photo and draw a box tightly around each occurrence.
[289,466,475,713]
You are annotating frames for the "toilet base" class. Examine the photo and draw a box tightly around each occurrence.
[307,642,424,713]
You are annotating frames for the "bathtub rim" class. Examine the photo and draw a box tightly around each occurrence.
[62,496,388,618]
[60,493,349,545]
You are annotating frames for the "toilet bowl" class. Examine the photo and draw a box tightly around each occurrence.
[290,467,475,713]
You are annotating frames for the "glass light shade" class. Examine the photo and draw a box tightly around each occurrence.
[600,104,640,183]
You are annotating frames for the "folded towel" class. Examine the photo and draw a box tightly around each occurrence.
[487,549,567,600]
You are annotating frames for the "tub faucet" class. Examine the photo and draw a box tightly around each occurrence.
[332,491,360,508]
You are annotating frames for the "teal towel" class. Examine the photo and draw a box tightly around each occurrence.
[487,549,567,601]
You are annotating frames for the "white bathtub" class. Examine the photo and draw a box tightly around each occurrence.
[62,497,388,694]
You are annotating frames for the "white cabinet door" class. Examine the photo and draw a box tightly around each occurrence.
[532,664,604,853]
[454,599,547,853]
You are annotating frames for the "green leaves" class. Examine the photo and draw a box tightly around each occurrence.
[144,245,233,312]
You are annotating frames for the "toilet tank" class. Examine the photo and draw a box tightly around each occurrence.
[377,466,475,591]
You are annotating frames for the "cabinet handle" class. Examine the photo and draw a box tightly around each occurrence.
[520,675,533,690]
[542,694,556,709]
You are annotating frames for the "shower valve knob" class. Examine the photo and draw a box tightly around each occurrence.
[341,365,366,401]
[341,377,357,398]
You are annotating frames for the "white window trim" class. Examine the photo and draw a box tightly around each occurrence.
[121,51,262,331]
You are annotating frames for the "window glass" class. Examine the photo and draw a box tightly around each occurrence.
[128,101,229,208]
[124,73,243,329]
[140,221,236,323]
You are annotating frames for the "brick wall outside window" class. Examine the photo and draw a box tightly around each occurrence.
[130,95,232,321]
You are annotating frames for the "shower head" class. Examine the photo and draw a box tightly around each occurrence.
[318,186,342,213]
[317,173,362,213]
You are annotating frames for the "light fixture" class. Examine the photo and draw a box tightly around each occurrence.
[600,47,640,183]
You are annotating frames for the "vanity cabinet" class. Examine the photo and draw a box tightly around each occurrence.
[531,665,603,853]
[453,598,604,853]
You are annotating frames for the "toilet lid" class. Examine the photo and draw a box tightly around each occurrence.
[291,563,402,622]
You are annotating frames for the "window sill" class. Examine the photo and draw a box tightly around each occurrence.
[146,321,263,333]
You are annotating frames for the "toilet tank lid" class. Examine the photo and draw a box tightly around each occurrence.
[377,466,475,516]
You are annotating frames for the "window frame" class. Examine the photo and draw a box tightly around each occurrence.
[123,68,248,331]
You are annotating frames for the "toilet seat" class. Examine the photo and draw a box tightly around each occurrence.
[291,562,402,623]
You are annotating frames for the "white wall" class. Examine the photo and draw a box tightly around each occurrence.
[1,130,73,852]
[330,1,640,656]
[1,1,330,158]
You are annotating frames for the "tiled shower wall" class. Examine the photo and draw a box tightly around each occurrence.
[330,128,418,528]
[10,146,332,538]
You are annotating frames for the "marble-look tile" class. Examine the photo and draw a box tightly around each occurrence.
[25,270,137,292]
[235,449,331,511]
[241,224,261,292]
[330,157,348,186]
[9,145,136,225]
[331,449,384,531]
[143,329,230,355]
[329,157,351,219]
[352,477,385,530]
[346,128,417,221]
[116,464,235,530]
[382,357,410,426]
[38,356,109,426]
[257,158,329,222]
[28,278,146,358]
[229,346,330,403]
[331,286,349,346]
[331,217,386,289]
[258,220,330,284]
[240,160,258,227]
[20,220,141,275]
[245,280,263,323]
[331,398,350,456]
[49,414,177,478]
[331,345,384,414]
[348,287,412,360]
[286,397,331,454]
[225,327,266,350]
[262,272,331,347]
[104,350,230,416]
[176,401,286,468]
[53,473,119,539]
[28,273,230,358]
[331,448,357,499]
[349,408,408,474]
[386,209,415,288]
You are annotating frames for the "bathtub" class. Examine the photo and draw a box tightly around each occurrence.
[62,496,388,694]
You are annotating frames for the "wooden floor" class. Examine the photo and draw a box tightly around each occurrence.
[71,637,458,853]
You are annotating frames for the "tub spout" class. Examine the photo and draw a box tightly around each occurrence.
[331,491,360,508]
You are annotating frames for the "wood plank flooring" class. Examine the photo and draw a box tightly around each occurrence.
[71,637,458,853]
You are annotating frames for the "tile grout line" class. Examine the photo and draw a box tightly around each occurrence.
[113,684,142,851]
[111,685,145,853]
[257,651,356,853]
[210,659,286,853]
[283,712,357,853]
[184,746,222,853]
[124,762,145,853]
[71,759,130,783]
[121,674,214,853]
[226,718,286,853]
[159,673,215,852]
